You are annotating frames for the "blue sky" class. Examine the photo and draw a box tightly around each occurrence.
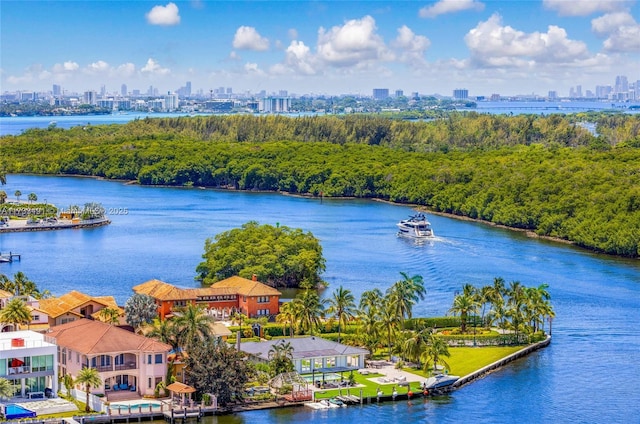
[1,0,639,97]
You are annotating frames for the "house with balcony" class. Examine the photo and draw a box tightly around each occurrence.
[133,275,281,320]
[37,290,121,327]
[0,330,58,398]
[47,319,171,401]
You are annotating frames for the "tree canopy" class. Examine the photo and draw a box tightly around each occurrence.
[2,113,639,257]
[197,221,326,288]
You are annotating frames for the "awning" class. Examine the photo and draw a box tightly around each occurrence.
[10,358,24,367]
[166,382,196,394]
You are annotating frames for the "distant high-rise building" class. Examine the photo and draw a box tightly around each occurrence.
[576,85,582,98]
[548,91,557,100]
[615,75,628,94]
[411,92,419,99]
[395,90,404,98]
[226,87,232,94]
[595,85,612,99]
[100,85,106,97]
[260,97,290,113]
[279,90,288,97]
[52,84,61,97]
[121,84,127,97]
[83,91,97,105]
[164,92,179,111]
[453,89,468,100]
[372,88,389,100]
[490,93,501,101]
[186,81,192,97]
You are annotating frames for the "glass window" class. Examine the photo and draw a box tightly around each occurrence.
[301,359,311,373]
[326,357,336,368]
[155,354,163,364]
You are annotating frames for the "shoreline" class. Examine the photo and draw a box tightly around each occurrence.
[0,217,110,233]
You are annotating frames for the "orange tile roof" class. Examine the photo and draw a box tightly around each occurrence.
[38,290,116,318]
[132,279,194,301]
[47,319,171,354]
[211,276,282,296]
[0,289,13,299]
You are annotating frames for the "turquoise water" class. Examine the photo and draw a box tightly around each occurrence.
[110,402,161,411]
[4,404,36,419]
[1,174,639,423]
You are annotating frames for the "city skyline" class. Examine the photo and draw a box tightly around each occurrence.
[1,0,639,97]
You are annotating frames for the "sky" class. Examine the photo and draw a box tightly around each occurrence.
[1,0,639,97]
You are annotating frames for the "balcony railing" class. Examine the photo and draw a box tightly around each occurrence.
[8,366,31,375]
[84,362,137,372]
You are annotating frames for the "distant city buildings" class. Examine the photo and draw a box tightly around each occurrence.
[453,89,469,100]
[260,97,291,113]
[372,88,389,100]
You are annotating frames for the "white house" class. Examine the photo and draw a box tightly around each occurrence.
[0,330,58,398]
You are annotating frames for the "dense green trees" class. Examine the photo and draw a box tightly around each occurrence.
[2,113,639,257]
[197,221,326,287]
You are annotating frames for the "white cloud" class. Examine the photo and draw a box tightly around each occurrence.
[86,60,110,73]
[141,58,171,75]
[146,2,181,26]
[392,25,431,65]
[244,62,266,76]
[592,12,640,52]
[116,63,136,77]
[52,61,79,73]
[543,0,631,17]
[419,0,485,18]
[233,26,270,51]
[317,15,393,68]
[465,14,590,67]
[280,40,317,75]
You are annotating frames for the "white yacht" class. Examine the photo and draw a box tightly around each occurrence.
[397,213,434,239]
[422,373,459,391]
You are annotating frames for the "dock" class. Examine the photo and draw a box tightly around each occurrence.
[0,252,21,263]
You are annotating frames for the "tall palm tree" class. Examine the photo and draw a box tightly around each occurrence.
[0,298,32,330]
[378,296,401,360]
[403,324,430,366]
[359,288,383,312]
[276,301,298,338]
[386,272,426,330]
[0,190,7,204]
[358,304,381,357]
[74,368,102,412]
[28,193,37,204]
[449,292,477,333]
[173,304,214,351]
[506,281,527,342]
[14,190,21,203]
[326,286,356,343]
[143,318,180,351]
[292,287,325,336]
[267,340,294,376]
[420,334,451,374]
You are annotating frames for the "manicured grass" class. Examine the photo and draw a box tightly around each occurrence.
[313,345,525,400]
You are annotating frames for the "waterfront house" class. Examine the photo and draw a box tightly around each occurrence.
[0,293,51,333]
[0,330,58,398]
[240,336,368,382]
[37,290,121,327]
[132,275,281,320]
[47,319,171,401]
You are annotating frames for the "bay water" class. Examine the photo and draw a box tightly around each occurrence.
[1,174,639,423]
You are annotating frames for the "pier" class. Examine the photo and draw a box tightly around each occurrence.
[0,252,21,263]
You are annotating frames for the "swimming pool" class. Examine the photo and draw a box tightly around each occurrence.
[109,401,163,412]
[4,404,37,420]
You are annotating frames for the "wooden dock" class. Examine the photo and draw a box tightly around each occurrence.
[0,252,21,263]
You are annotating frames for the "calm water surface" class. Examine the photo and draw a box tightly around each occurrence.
[1,174,639,423]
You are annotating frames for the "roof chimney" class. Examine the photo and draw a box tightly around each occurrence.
[252,274,258,281]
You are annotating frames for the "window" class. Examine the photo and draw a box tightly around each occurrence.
[148,355,152,364]
[347,355,360,368]
[148,378,152,389]
[31,315,39,321]
[301,359,311,373]
[326,357,336,368]
[155,354,163,364]
[257,296,269,303]
[313,358,322,370]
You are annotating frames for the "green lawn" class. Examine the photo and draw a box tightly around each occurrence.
[313,345,525,400]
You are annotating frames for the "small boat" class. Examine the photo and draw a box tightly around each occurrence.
[329,398,346,407]
[321,399,340,408]
[422,373,459,391]
[397,213,434,239]
[304,401,329,409]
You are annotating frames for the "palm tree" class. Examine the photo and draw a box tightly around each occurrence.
[292,287,325,336]
[420,334,451,374]
[28,193,37,204]
[386,272,426,330]
[276,302,298,338]
[0,298,32,330]
[0,190,7,204]
[378,296,401,360]
[96,307,120,324]
[506,281,527,342]
[326,286,356,343]
[0,377,14,400]
[143,318,180,351]
[74,367,102,412]
[267,340,295,376]
[359,288,383,312]
[403,324,430,366]
[449,292,477,333]
[173,303,213,350]
[14,190,21,203]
